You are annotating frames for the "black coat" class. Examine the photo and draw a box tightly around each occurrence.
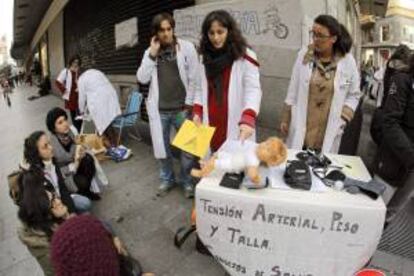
[376,72,414,185]
[28,162,76,213]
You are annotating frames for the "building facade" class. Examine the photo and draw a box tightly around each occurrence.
[11,0,361,136]
[361,0,414,67]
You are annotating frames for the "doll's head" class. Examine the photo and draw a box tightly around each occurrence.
[256,137,287,166]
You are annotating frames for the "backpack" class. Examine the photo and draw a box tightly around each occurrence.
[7,169,24,205]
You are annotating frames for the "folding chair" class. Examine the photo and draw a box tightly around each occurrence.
[111,90,143,145]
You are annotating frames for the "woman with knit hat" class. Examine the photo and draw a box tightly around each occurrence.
[17,174,145,276]
[46,107,107,201]
[51,214,155,276]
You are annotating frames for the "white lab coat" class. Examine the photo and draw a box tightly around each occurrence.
[56,68,77,100]
[194,48,262,146]
[373,67,385,107]
[285,48,361,153]
[136,38,199,159]
[78,69,121,135]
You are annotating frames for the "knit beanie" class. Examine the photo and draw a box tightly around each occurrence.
[46,107,67,133]
[51,214,120,276]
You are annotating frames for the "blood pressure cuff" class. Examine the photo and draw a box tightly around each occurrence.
[344,177,386,200]
[284,160,312,190]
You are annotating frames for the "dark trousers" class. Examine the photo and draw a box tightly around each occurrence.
[70,110,83,133]
[73,153,96,196]
[387,169,414,222]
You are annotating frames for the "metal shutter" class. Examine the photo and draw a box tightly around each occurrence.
[63,0,195,121]
[64,0,194,74]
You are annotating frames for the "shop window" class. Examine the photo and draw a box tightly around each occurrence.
[381,25,390,42]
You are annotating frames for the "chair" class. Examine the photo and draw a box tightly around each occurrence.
[112,90,143,145]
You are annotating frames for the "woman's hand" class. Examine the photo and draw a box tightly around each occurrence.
[75,145,86,162]
[193,114,202,127]
[239,124,254,142]
[149,36,160,58]
[113,237,128,256]
[280,122,289,136]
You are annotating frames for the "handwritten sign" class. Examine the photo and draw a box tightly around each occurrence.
[195,156,386,276]
[115,17,138,49]
[174,0,302,49]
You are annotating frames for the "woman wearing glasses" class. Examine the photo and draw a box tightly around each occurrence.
[280,15,361,153]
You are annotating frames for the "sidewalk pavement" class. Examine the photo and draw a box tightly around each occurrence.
[1,85,414,276]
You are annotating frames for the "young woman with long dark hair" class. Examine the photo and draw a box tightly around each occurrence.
[193,10,262,152]
[23,130,91,213]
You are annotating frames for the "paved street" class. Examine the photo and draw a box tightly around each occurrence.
[0,85,225,276]
[1,85,414,276]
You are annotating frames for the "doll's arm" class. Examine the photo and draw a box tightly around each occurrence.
[191,155,218,178]
[246,166,260,184]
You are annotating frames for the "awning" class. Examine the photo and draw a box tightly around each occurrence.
[10,0,52,60]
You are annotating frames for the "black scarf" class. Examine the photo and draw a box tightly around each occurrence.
[56,133,73,152]
[158,45,177,63]
[204,45,234,104]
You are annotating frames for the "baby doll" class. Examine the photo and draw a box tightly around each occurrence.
[191,137,287,184]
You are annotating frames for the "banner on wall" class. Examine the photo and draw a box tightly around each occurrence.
[174,0,303,49]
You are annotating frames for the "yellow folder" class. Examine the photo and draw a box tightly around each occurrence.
[172,120,216,158]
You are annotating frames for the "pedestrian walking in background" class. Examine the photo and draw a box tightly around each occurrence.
[370,44,411,146]
[375,54,414,220]
[1,79,12,107]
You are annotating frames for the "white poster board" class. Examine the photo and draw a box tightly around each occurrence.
[196,154,386,276]
[115,17,138,49]
[174,0,302,49]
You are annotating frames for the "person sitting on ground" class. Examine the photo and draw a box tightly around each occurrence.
[51,214,155,276]
[46,107,107,200]
[23,130,91,213]
[17,173,145,276]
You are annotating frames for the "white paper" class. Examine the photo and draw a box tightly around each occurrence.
[115,17,138,49]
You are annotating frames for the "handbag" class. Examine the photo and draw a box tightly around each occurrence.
[284,160,312,190]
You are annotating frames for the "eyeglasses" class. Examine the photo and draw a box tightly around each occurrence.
[309,30,332,40]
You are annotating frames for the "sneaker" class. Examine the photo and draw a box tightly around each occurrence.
[184,185,194,199]
[157,182,173,197]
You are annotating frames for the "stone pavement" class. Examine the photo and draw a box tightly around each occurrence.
[0,85,225,276]
[0,85,413,276]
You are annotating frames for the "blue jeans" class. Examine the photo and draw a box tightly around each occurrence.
[71,193,92,213]
[159,110,194,188]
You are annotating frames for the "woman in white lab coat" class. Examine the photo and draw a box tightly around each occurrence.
[55,55,82,132]
[77,69,121,143]
[280,14,361,153]
[193,10,262,153]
